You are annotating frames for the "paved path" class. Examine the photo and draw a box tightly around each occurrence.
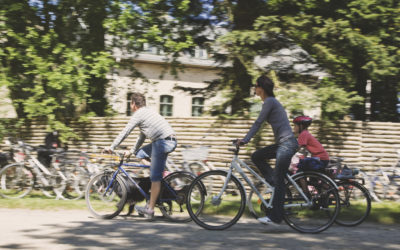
[0,208,399,250]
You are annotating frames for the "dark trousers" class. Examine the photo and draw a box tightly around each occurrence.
[251,137,298,223]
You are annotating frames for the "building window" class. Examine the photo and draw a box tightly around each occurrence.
[194,46,208,59]
[143,43,163,55]
[127,93,133,116]
[160,95,173,116]
[192,97,204,117]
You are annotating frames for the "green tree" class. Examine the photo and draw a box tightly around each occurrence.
[0,2,114,140]
[254,0,399,121]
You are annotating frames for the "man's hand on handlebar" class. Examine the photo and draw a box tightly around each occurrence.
[123,150,132,160]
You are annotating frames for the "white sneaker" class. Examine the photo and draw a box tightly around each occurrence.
[135,205,155,220]
[257,216,280,226]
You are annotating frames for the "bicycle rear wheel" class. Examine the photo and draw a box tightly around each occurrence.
[335,180,371,226]
[85,171,127,219]
[284,171,340,233]
[62,164,89,200]
[158,171,196,222]
[186,170,246,230]
[0,163,33,199]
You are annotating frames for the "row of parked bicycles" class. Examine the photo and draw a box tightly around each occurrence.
[1,138,399,234]
[0,139,213,201]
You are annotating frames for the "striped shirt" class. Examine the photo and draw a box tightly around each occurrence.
[110,107,175,153]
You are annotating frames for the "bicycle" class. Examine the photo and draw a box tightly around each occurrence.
[324,157,371,227]
[185,142,340,233]
[358,151,400,202]
[0,140,68,199]
[166,145,211,176]
[85,151,197,222]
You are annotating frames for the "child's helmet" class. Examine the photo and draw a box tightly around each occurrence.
[293,116,312,127]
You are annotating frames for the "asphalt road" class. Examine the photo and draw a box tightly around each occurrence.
[0,208,399,250]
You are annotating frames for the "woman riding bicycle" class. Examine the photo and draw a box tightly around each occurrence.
[236,75,298,225]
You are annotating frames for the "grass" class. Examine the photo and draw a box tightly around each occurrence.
[0,193,399,224]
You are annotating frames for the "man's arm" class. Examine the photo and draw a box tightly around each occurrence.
[110,115,140,150]
[130,132,146,155]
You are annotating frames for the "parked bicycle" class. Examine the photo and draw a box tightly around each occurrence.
[166,145,211,176]
[186,142,340,233]
[85,151,197,222]
[0,140,70,199]
[358,151,400,202]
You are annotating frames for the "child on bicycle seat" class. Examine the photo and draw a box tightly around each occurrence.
[236,75,298,226]
[290,116,329,173]
[104,92,177,220]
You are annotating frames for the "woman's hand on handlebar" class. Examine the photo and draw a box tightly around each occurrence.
[232,139,246,146]
[102,147,113,154]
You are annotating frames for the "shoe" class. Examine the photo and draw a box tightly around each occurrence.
[257,216,280,226]
[135,205,155,220]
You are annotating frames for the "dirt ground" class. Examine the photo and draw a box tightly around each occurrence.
[0,208,399,250]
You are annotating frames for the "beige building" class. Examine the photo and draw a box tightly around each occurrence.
[0,44,324,118]
[108,46,226,117]
[0,46,225,118]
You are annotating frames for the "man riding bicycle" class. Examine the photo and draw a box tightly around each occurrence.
[104,92,177,220]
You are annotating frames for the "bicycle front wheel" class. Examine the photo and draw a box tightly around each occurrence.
[0,163,34,199]
[159,171,196,222]
[335,180,371,226]
[284,171,340,233]
[186,170,246,230]
[85,171,127,219]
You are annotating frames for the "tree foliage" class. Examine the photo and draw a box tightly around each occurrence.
[0,0,398,144]
[254,0,399,121]
[0,1,114,140]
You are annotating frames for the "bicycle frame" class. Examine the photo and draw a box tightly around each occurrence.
[104,159,179,203]
[216,148,312,211]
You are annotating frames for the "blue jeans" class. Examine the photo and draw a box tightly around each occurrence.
[251,137,298,223]
[135,139,177,182]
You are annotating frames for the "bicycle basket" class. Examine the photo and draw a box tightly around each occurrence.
[181,146,209,161]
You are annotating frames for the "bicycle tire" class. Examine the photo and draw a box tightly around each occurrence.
[335,180,371,226]
[85,171,127,219]
[283,171,340,233]
[62,164,88,200]
[186,170,246,230]
[359,170,381,202]
[158,171,196,222]
[0,163,34,199]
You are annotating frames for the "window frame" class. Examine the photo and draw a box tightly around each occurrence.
[192,97,205,117]
[160,95,174,116]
